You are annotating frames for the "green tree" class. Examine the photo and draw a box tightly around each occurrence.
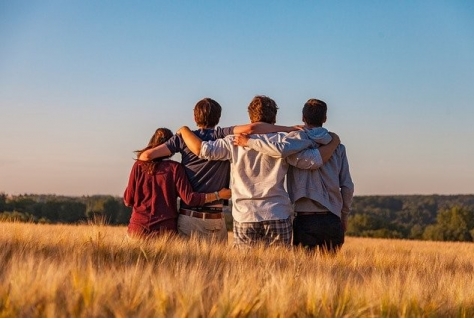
[0,211,36,222]
[409,224,424,239]
[0,193,6,212]
[57,201,87,223]
[102,197,120,224]
[347,214,382,236]
[41,201,61,221]
[9,196,36,214]
[423,206,473,242]
[115,200,132,225]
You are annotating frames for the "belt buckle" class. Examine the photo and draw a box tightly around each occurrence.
[189,210,202,219]
[193,210,207,219]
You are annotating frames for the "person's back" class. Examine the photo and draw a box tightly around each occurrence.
[137,99,234,242]
[230,98,352,252]
[200,131,295,223]
[166,126,232,202]
[286,130,352,217]
[124,128,231,239]
[138,97,302,243]
[183,96,316,248]
[286,99,354,253]
[125,159,202,236]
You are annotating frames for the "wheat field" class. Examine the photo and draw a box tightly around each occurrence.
[1,221,473,317]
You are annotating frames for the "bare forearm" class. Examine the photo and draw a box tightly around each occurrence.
[177,126,202,156]
[233,122,299,134]
[204,188,232,203]
[319,133,340,163]
[138,144,172,161]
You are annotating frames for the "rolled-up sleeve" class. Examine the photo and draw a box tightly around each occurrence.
[247,136,313,158]
[199,138,232,161]
[286,148,323,170]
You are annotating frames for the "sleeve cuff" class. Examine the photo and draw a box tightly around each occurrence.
[199,141,207,158]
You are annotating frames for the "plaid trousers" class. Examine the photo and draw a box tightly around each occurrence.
[233,217,292,248]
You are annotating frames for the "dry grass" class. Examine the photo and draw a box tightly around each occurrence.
[1,221,473,317]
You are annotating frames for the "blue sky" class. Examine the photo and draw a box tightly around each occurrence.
[1,0,473,196]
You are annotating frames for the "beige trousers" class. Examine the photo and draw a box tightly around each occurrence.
[177,214,228,243]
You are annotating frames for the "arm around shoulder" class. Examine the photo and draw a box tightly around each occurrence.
[232,122,300,134]
[318,132,340,163]
[177,126,203,156]
[138,143,172,161]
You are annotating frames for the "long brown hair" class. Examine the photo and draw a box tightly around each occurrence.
[135,128,173,174]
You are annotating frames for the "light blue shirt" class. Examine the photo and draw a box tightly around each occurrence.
[246,127,354,222]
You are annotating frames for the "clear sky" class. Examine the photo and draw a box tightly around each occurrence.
[1,0,473,197]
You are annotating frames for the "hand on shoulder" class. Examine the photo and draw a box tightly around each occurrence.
[233,133,250,147]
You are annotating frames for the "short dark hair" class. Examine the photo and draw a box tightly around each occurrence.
[194,98,222,128]
[247,95,278,124]
[303,99,327,126]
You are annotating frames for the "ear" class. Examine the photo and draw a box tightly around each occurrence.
[302,116,307,124]
[323,115,327,124]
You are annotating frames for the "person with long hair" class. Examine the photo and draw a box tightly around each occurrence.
[137,98,297,242]
[124,127,231,239]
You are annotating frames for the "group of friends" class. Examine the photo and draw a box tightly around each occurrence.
[123,95,354,253]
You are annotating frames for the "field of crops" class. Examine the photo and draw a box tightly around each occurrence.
[1,222,473,317]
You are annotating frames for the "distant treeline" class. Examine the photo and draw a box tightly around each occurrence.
[0,193,132,225]
[347,195,474,242]
[1,193,474,242]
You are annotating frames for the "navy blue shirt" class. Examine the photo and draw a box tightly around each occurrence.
[165,126,234,208]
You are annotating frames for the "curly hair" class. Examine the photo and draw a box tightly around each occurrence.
[247,95,278,124]
[302,99,327,126]
[194,98,222,128]
[135,128,173,174]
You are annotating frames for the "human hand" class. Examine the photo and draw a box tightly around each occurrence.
[233,133,250,147]
[293,125,305,131]
[218,188,232,200]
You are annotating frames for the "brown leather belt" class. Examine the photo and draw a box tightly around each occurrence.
[295,211,329,216]
[179,208,223,220]
[185,206,223,213]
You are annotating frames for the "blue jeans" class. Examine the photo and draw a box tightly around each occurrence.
[293,213,344,253]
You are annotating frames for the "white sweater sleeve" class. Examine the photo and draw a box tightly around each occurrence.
[247,134,313,158]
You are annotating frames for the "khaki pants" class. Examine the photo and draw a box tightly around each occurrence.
[177,214,228,243]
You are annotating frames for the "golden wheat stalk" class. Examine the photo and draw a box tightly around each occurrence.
[1,222,473,317]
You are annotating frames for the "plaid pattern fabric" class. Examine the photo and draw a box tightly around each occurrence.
[233,217,292,248]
